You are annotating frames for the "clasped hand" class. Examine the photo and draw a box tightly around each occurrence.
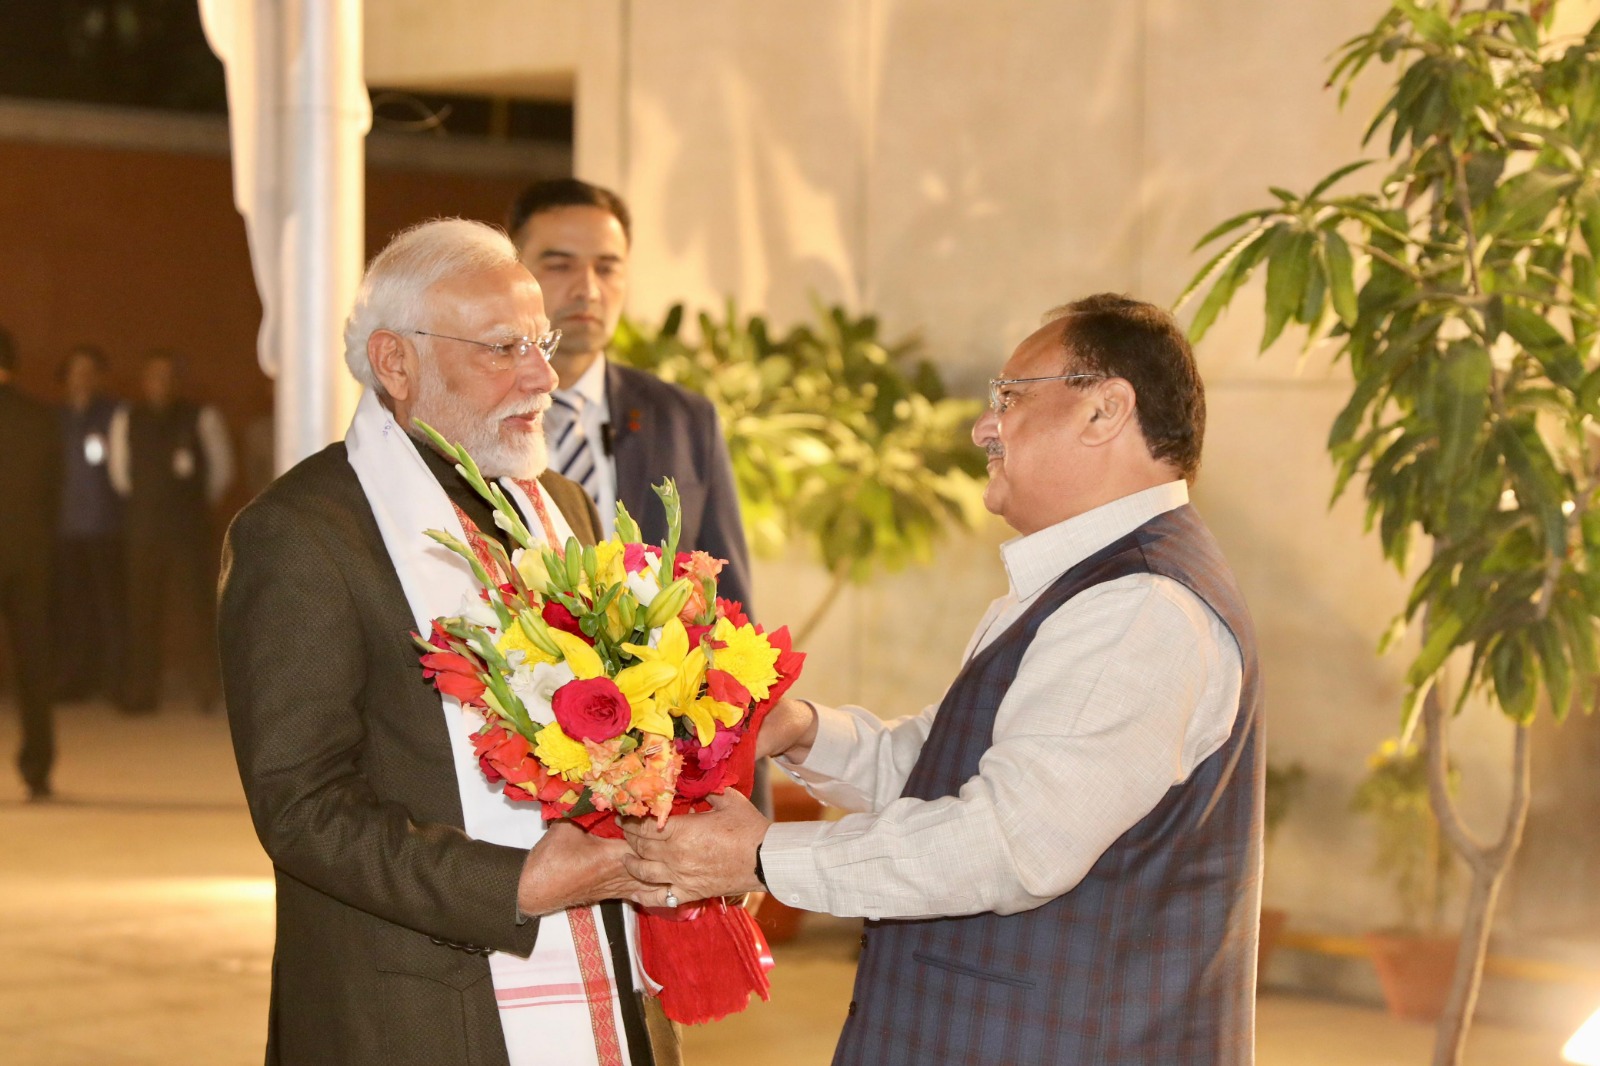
[621,790,771,908]
[522,700,811,912]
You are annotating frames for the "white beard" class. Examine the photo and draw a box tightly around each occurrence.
[410,361,549,480]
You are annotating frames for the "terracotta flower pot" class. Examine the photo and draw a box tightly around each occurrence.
[754,781,824,943]
[1364,930,1460,1023]
[1258,907,1290,982]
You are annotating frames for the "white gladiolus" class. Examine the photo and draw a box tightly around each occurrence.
[626,567,662,607]
[456,591,502,631]
[508,660,576,726]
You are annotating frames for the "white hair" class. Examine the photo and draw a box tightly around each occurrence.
[342,217,523,390]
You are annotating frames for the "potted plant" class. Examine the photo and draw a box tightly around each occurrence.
[1260,760,1307,976]
[612,301,990,644]
[1180,3,1600,1061]
[1353,739,1462,1022]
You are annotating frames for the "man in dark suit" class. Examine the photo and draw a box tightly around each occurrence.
[219,220,673,1066]
[0,328,63,801]
[54,344,125,703]
[625,296,1263,1065]
[507,179,754,613]
[109,349,235,713]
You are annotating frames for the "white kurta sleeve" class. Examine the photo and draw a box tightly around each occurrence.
[760,575,1242,920]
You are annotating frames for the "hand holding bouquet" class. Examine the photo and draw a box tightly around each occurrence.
[410,422,803,1022]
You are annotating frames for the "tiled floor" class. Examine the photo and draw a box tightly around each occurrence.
[0,700,1580,1064]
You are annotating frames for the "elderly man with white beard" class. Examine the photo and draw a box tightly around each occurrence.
[218,218,676,1066]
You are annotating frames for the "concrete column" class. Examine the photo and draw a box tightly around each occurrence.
[277,0,367,472]
[203,0,370,474]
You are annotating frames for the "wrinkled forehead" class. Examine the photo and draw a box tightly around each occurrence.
[423,264,548,331]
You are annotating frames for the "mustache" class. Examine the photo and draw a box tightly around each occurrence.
[498,396,550,419]
[984,440,1005,459]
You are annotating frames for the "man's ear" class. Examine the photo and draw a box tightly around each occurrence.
[367,329,414,403]
[1082,378,1138,445]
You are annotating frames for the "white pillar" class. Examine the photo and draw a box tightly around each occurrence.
[276,0,366,472]
[201,0,369,475]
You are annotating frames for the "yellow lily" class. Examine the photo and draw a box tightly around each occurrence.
[614,660,678,735]
[622,617,708,736]
[546,628,605,679]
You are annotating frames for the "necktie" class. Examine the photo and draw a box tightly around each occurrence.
[548,392,601,504]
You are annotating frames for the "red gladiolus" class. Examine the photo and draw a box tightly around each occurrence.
[762,626,805,706]
[422,650,487,705]
[705,669,751,710]
[552,677,633,742]
[716,598,749,628]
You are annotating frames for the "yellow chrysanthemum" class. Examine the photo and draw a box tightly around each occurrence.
[497,619,558,667]
[711,617,780,700]
[534,722,591,780]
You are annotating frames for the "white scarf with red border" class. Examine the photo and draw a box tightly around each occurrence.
[345,388,639,1066]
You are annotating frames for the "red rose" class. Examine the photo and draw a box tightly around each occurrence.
[552,677,633,743]
[542,599,591,643]
[674,738,733,801]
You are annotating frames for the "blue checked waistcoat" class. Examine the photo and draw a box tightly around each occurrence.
[833,504,1263,1066]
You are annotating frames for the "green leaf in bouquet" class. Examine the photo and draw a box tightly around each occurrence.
[581,543,598,586]
[481,686,534,738]
[614,500,643,544]
[563,537,583,590]
[515,609,563,659]
[653,479,684,584]
[413,419,535,549]
[645,577,694,628]
[565,788,598,818]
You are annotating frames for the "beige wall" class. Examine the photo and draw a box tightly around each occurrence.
[368,0,1596,968]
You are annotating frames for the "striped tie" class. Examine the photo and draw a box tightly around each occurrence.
[547,392,601,504]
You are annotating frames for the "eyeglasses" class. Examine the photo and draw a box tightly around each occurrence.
[411,329,562,371]
[988,373,1104,413]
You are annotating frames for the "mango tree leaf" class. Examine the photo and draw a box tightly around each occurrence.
[1433,342,1492,486]
[1503,304,1581,389]
[1263,230,1316,349]
[1188,224,1283,341]
[1324,229,1361,326]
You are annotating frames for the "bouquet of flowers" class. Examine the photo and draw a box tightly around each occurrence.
[410,422,804,1023]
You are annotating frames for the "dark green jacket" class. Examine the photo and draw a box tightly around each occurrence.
[219,442,667,1065]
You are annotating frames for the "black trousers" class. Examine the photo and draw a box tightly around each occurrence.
[122,529,219,712]
[0,541,56,791]
[53,534,125,700]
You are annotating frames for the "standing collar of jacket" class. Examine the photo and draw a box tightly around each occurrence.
[999,480,1190,601]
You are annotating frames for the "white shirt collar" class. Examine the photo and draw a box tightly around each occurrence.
[554,354,609,414]
[999,481,1190,601]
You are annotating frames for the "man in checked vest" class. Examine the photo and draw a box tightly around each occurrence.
[625,293,1264,1065]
